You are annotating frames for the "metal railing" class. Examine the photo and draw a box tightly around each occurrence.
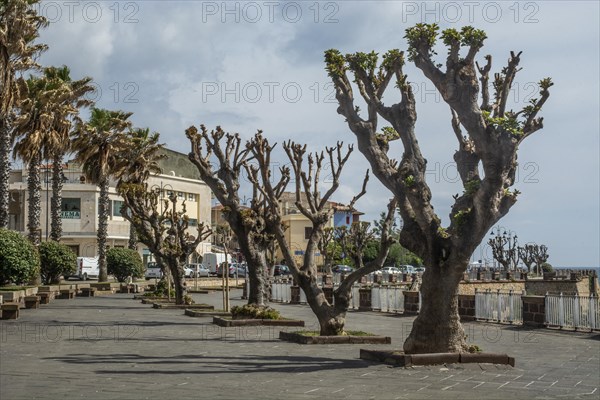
[475,289,523,324]
[545,293,600,330]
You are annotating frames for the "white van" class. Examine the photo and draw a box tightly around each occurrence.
[75,257,99,280]
[203,252,231,275]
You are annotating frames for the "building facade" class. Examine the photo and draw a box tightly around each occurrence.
[7,148,212,265]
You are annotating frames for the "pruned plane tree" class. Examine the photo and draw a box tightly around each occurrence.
[325,23,552,353]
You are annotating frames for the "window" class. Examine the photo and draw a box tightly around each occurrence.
[189,218,198,227]
[112,200,125,217]
[61,198,81,219]
[178,192,184,199]
[346,215,350,225]
[188,193,196,202]
[304,227,312,240]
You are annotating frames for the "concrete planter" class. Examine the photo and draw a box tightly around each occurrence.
[212,316,305,327]
[184,309,232,317]
[152,303,214,309]
[0,291,24,303]
[279,331,391,345]
[360,349,515,367]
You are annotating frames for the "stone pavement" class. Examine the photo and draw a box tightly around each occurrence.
[0,290,598,400]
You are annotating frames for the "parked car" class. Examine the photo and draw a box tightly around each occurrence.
[399,264,417,274]
[185,263,210,278]
[332,264,353,274]
[381,266,401,275]
[216,263,247,278]
[415,267,426,273]
[145,262,163,280]
[273,265,291,276]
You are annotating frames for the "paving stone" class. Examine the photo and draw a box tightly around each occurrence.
[0,291,598,399]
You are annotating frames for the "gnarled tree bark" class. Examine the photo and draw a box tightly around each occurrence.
[186,125,273,306]
[325,24,552,353]
[246,133,397,335]
[119,183,211,305]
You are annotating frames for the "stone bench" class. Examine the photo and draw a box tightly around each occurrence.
[38,292,53,304]
[59,289,75,299]
[24,296,40,309]
[1,303,20,319]
[79,287,97,297]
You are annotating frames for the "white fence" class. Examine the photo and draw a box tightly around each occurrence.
[269,280,405,313]
[545,293,600,330]
[475,289,523,324]
[270,281,292,303]
[371,286,405,313]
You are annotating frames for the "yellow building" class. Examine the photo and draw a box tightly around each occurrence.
[7,148,212,265]
[275,192,362,266]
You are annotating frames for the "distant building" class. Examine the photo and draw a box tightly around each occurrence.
[275,192,362,265]
[8,148,212,265]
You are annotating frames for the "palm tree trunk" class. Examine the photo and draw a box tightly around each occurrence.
[97,176,110,282]
[0,120,10,229]
[27,155,42,246]
[50,154,64,241]
[26,154,42,285]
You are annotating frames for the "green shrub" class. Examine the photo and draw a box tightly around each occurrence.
[0,229,40,285]
[107,248,144,282]
[39,241,77,284]
[153,278,174,297]
[541,262,554,273]
[231,304,281,320]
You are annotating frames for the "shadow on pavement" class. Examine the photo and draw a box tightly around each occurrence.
[43,353,370,374]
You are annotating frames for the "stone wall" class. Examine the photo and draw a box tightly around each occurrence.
[458,278,595,296]
[403,291,419,315]
[522,296,546,327]
[459,281,525,295]
[525,278,592,296]
[458,294,476,321]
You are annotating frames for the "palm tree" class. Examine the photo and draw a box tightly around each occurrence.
[72,108,132,282]
[42,66,94,241]
[0,0,48,228]
[12,75,60,246]
[113,127,165,249]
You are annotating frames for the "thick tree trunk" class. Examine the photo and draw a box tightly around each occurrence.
[128,222,137,250]
[403,265,468,354]
[243,240,269,306]
[97,177,109,282]
[168,261,186,305]
[50,156,63,241]
[0,121,10,229]
[297,274,346,335]
[231,223,269,306]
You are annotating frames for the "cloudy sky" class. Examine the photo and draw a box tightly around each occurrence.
[32,0,599,267]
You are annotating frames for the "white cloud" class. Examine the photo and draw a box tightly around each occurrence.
[35,0,599,266]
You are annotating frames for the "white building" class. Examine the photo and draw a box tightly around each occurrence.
[8,148,212,265]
